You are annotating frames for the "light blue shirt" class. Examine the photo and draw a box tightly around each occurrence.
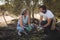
[17,15,28,26]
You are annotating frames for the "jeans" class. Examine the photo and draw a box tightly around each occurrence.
[17,24,34,32]
[17,25,24,32]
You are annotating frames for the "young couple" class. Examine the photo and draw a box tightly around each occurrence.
[17,5,56,36]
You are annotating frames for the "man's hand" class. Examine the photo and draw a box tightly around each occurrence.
[43,26,47,28]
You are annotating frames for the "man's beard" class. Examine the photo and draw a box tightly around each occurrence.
[42,10,47,14]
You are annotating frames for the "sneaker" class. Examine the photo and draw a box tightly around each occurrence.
[43,34,48,38]
[41,34,48,39]
[23,31,28,35]
[18,32,22,36]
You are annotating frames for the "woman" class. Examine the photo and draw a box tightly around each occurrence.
[17,9,31,36]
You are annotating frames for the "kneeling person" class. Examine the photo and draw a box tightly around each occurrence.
[17,9,32,36]
[39,5,56,35]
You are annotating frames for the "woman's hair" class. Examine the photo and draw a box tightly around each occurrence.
[21,8,27,15]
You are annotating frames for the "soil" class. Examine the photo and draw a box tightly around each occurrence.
[0,19,60,40]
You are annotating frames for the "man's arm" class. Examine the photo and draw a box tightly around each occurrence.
[40,16,43,23]
[43,18,51,27]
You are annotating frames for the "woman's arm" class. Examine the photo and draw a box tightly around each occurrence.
[43,18,51,27]
[19,16,24,27]
[28,15,30,25]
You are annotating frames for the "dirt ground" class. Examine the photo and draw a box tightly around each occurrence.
[0,15,60,40]
[0,19,60,40]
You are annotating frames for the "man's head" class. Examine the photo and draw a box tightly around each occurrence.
[39,5,47,13]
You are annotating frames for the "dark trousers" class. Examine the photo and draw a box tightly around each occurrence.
[41,20,53,35]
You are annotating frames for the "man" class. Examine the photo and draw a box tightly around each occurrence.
[39,5,56,35]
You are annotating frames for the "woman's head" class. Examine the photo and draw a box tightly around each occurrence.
[21,8,28,16]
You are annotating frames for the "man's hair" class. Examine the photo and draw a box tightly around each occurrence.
[39,5,47,10]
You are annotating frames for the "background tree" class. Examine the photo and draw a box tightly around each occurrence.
[43,0,60,18]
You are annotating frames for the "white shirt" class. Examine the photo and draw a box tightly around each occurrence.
[40,10,54,20]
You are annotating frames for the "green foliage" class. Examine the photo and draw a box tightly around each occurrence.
[0,0,60,17]
[43,0,60,14]
[0,0,39,16]
[43,0,60,18]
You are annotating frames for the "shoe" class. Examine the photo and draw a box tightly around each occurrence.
[41,34,48,40]
[43,34,48,39]
[18,32,22,36]
[23,32,28,35]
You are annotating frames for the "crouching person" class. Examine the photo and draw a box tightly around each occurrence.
[17,9,32,36]
[39,5,56,35]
